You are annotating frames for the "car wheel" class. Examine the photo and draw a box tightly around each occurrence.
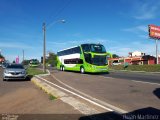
[80,67,85,74]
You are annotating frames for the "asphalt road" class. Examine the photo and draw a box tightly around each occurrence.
[0,68,82,120]
[48,66,160,84]
[47,70,160,115]
[106,71,160,84]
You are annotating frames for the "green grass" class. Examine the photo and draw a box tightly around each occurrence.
[49,94,57,100]
[109,64,160,72]
[27,67,46,76]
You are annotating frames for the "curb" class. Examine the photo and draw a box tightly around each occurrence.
[31,77,67,98]
[31,75,100,115]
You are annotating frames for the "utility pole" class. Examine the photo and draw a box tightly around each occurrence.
[43,22,46,73]
[156,39,159,64]
[42,20,65,72]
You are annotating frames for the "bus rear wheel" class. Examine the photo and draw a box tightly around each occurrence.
[62,66,65,71]
[60,66,63,71]
[80,67,85,74]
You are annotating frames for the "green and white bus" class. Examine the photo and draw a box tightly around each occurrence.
[57,43,112,73]
[29,59,39,67]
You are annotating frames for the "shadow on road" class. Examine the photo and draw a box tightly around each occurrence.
[153,88,160,99]
[79,107,160,120]
[56,70,110,75]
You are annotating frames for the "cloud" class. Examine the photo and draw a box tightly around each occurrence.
[4,53,42,63]
[47,41,67,45]
[48,38,112,46]
[133,1,160,20]
[108,41,157,57]
[138,34,149,39]
[122,25,148,33]
[0,42,32,49]
[47,38,113,53]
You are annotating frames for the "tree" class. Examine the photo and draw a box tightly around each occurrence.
[112,54,119,58]
[22,60,30,65]
[46,52,57,67]
[0,54,4,58]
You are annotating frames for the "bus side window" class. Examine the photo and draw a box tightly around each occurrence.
[78,59,83,64]
[84,53,91,63]
[82,44,90,52]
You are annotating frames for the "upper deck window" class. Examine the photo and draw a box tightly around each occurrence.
[82,44,106,53]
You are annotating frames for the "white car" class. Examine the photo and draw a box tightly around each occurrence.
[3,64,27,81]
[112,60,121,65]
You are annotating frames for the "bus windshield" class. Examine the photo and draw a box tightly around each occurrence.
[82,44,106,53]
[92,55,107,66]
[90,44,106,53]
[84,53,107,66]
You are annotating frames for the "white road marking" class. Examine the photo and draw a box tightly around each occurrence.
[36,72,127,114]
[36,75,116,112]
[50,74,127,113]
[99,76,114,79]
[61,97,99,115]
[101,75,160,86]
[131,80,160,86]
[32,77,99,115]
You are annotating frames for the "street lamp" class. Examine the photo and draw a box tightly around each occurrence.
[42,19,65,72]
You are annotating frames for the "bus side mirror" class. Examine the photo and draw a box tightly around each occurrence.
[106,52,112,58]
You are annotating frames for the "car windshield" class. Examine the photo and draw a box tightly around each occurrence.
[6,64,24,69]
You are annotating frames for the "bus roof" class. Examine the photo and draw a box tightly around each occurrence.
[57,43,104,53]
[57,46,79,52]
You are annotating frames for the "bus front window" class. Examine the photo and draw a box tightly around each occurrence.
[91,44,106,53]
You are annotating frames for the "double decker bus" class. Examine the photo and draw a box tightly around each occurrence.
[57,43,112,73]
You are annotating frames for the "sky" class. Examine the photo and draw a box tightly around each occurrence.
[0,0,160,62]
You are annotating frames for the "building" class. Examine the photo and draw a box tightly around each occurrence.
[128,51,145,57]
[108,51,157,65]
[0,58,5,63]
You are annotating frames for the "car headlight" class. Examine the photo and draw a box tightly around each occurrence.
[21,71,26,74]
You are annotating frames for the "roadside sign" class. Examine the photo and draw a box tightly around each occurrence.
[148,24,160,64]
[16,57,19,64]
[148,25,160,39]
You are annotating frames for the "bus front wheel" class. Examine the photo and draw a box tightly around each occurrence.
[80,67,85,74]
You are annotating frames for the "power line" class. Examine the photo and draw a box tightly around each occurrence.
[46,0,73,27]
